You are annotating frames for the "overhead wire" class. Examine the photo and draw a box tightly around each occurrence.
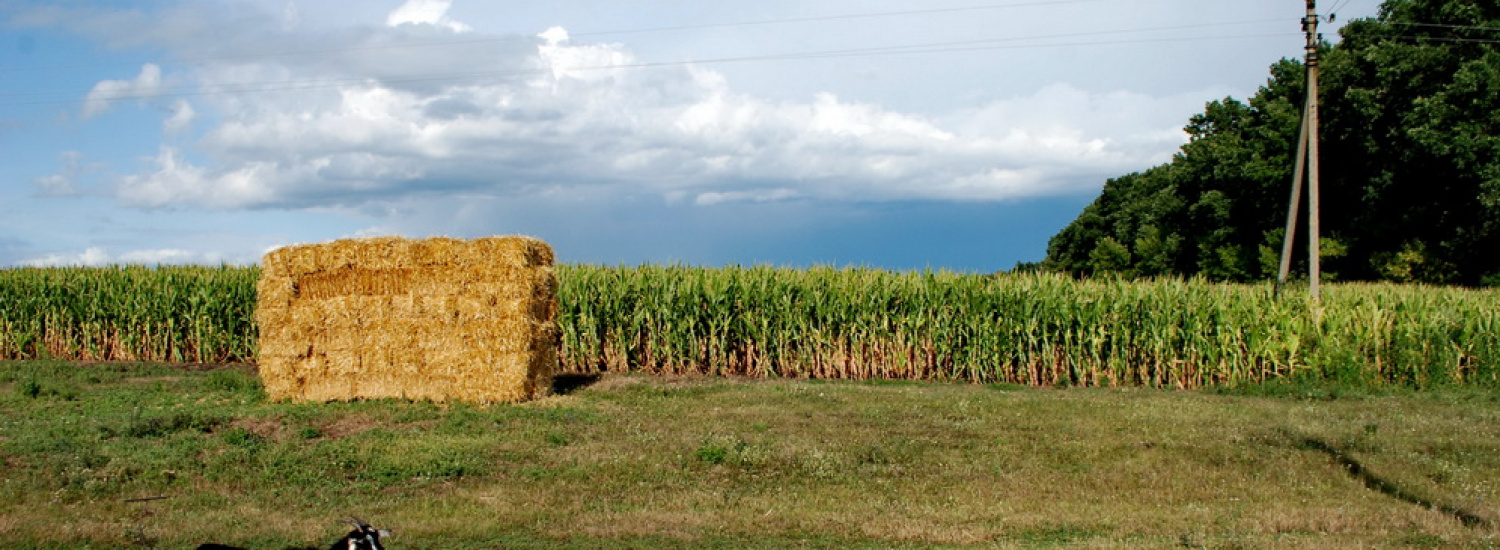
[1326,0,1356,18]
[0,0,1103,75]
[1368,20,1500,45]
[1391,34,1500,45]
[0,18,1296,108]
[1386,21,1500,33]
[23,0,1480,110]
[570,0,1103,37]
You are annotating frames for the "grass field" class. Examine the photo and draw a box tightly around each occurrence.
[2,360,1496,548]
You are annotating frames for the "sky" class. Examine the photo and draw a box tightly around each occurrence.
[0,0,1379,271]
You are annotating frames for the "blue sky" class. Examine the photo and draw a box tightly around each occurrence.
[0,0,1377,270]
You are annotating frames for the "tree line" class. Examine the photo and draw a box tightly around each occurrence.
[1042,0,1499,286]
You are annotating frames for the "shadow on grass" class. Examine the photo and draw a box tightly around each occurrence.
[1298,436,1492,529]
[552,373,603,395]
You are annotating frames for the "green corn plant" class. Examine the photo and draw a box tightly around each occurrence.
[2,264,1496,387]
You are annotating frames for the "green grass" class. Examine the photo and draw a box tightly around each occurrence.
[1,360,1497,548]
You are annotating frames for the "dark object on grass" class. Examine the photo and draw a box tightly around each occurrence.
[196,518,389,550]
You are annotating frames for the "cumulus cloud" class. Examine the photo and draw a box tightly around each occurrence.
[0,0,1388,269]
[386,0,471,33]
[945,83,1211,163]
[83,63,164,118]
[163,99,197,134]
[60,3,1203,215]
[117,146,280,208]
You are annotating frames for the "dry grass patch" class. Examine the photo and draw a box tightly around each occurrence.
[313,412,386,440]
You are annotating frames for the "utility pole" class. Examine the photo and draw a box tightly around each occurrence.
[1276,0,1323,302]
[1276,101,1310,294]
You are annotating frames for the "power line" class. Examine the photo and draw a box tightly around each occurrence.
[682,19,1285,61]
[1386,21,1500,33]
[1392,34,1500,45]
[0,0,1101,75]
[28,10,1492,110]
[1326,0,1356,17]
[1370,20,1500,45]
[17,36,1297,106]
[1,20,1296,108]
[14,17,1480,103]
[571,0,1103,37]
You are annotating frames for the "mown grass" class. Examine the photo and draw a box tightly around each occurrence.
[1,360,1496,548]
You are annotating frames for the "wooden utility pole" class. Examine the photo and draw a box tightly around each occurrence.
[1276,102,1310,294]
[1276,0,1323,301]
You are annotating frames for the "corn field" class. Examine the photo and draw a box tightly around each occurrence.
[2,265,1497,387]
[556,265,1499,387]
[0,266,258,363]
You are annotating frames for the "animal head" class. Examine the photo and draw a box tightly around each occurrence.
[334,518,389,550]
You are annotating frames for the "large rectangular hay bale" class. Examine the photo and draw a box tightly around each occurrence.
[256,236,558,403]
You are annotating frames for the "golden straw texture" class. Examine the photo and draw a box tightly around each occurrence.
[256,236,557,403]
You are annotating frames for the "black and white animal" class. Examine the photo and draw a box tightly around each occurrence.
[196,518,390,550]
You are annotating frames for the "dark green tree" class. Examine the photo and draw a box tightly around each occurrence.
[1043,0,1500,285]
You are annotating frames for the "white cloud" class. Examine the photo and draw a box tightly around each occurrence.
[117,146,280,208]
[50,4,1222,215]
[0,0,1392,270]
[33,151,90,196]
[19,247,223,267]
[281,0,301,31]
[104,25,1198,212]
[21,247,112,267]
[695,188,800,206]
[946,83,1212,165]
[537,26,633,82]
[34,174,76,196]
[163,99,197,134]
[83,63,164,118]
[386,0,471,33]
[118,248,223,264]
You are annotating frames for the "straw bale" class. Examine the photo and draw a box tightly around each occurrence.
[256,235,558,404]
